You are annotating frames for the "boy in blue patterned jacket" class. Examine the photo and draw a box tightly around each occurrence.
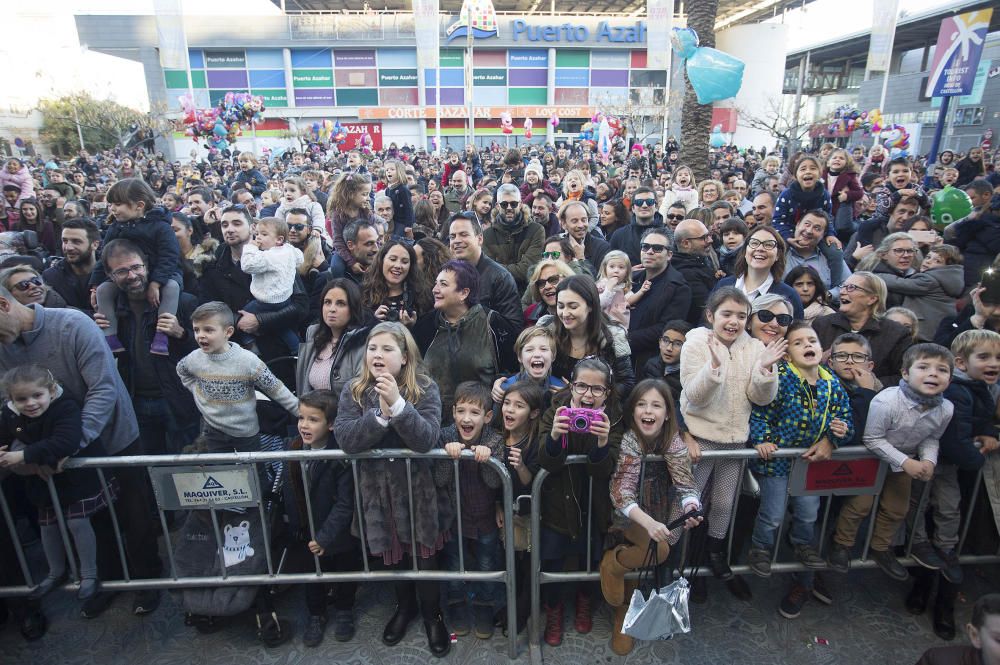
[748,322,854,616]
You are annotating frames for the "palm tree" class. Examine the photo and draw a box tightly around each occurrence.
[678,0,719,182]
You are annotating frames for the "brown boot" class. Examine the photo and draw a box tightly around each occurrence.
[611,581,637,655]
[600,546,630,607]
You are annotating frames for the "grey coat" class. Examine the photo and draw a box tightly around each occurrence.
[875,263,965,342]
[295,324,368,410]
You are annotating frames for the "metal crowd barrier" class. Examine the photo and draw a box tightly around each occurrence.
[527,447,1000,665]
[0,448,520,659]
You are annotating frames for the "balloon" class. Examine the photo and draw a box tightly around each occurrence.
[880,124,910,158]
[549,114,560,129]
[671,27,745,104]
[930,186,973,230]
[523,118,533,139]
[709,125,726,148]
[500,111,513,135]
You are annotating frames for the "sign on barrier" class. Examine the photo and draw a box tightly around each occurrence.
[788,457,886,496]
[149,465,260,510]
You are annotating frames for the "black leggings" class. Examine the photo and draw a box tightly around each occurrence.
[371,552,441,621]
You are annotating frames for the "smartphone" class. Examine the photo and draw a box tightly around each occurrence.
[982,267,1000,305]
[909,230,938,245]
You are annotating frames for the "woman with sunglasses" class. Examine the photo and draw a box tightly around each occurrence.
[523,259,575,327]
[0,265,66,308]
[714,225,804,320]
[748,294,795,346]
[813,271,912,385]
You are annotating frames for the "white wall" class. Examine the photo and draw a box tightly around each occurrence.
[716,23,789,150]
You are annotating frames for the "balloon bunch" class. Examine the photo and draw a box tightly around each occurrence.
[523,118,533,140]
[356,128,373,155]
[309,119,335,142]
[578,112,624,154]
[670,27,745,104]
[178,92,266,150]
[500,112,513,135]
[880,124,911,158]
[219,92,265,127]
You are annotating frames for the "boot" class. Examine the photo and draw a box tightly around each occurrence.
[573,590,592,634]
[543,602,564,646]
[906,569,933,615]
[600,547,630,607]
[611,581,637,655]
[933,578,959,641]
[706,536,734,581]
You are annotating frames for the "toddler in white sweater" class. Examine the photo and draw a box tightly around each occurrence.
[240,216,304,352]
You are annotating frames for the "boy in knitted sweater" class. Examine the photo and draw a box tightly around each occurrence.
[240,217,304,353]
[177,302,299,452]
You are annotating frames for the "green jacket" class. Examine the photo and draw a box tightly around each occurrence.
[482,211,546,291]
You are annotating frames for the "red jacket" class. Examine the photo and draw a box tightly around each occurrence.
[825,169,863,216]
[441,161,465,188]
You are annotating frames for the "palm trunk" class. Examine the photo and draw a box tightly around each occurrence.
[678,0,719,182]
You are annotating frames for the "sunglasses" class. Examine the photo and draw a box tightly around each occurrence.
[633,198,656,207]
[498,201,519,209]
[754,310,793,326]
[535,275,562,289]
[640,243,668,254]
[288,223,308,231]
[541,251,561,260]
[11,276,42,292]
[665,214,685,221]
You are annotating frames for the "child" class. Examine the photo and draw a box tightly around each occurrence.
[828,333,881,438]
[0,158,33,206]
[383,159,414,238]
[939,167,959,188]
[233,153,267,197]
[826,149,863,241]
[718,217,749,276]
[885,306,921,344]
[751,156,780,197]
[871,158,931,223]
[275,176,325,234]
[91,178,183,356]
[915,593,1000,665]
[748,323,853,616]
[283,390,361,647]
[596,250,648,328]
[176,301,299,454]
[910,331,1000,586]
[658,165,698,214]
[0,365,114,602]
[493,326,566,406]
[785,265,835,323]
[497,380,543,635]
[828,343,955,581]
[642,320,692,404]
[434,381,504,639]
[239,216,304,353]
[921,244,963,273]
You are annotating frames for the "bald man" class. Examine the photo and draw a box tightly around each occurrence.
[671,219,719,324]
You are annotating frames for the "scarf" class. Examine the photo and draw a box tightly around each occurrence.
[566,190,582,201]
[789,179,827,210]
[898,379,944,410]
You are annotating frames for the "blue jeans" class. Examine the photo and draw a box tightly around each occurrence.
[750,474,820,551]
[443,530,501,607]
[133,396,199,456]
[242,298,300,353]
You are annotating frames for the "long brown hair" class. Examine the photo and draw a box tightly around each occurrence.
[553,275,612,358]
[327,172,371,219]
[624,379,679,455]
[361,239,432,315]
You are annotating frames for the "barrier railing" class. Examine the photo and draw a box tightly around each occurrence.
[527,446,1000,665]
[0,448,519,659]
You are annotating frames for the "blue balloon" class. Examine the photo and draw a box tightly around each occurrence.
[671,27,699,58]
[671,27,745,104]
[709,126,726,148]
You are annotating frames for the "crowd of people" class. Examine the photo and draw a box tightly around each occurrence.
[0,134,999,661]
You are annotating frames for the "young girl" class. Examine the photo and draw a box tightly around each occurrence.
[826,148,863,241]
[233,153,267,198]
[595,250,649,328]
[680,287,784,593]
[658,165,698,215]
[0,366,115,602]
[275,176,325,235]
[785,265,835,323]
[91,178,183,356]
[327,173,376,277]
[497,379,544,635]
[0,158,34,205]
[383,159,414,238]
[333,322,451,657]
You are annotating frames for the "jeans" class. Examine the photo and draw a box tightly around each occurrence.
[133,396,199,456]
[750,474,820,551]
[241,299,300,353]
[442,530,501,607]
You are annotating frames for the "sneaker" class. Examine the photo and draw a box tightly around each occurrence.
[473,603,494,640]
[105,334,125,354]
[910,542,945,571]
[826,543,851,573]
[870,549,909,581]
[574,591,593,634]
[150,331,170,356]
[779,584,810,619]
[811,572,833,605]
[939,549,964,585]
[332,610,354,642]
[747,548,772,578]
[303,615,327,647]
[794,544,825,569]
[28,572,67,600]
[133,589,161,616]
[543,602,563,647]
[446,598,470,637]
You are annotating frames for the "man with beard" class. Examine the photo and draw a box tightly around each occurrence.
[531,193,559,236]
[327,219,380,288]
[482,183,545,292]
[559,199,610,275]
[785,210,852,294]
[185,186,220,241]
[44,219,100,312]
[671,219,718,325]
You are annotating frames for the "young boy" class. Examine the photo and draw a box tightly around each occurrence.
[828,333,880,443]
[939,167,960,188]
[433,382,504,640]
[910,330,1000,584]
[748,323,853,617]
[494,326,566,410]
[283,390,361,647]
[239,216,304,352]
[874,157,931,220]
[916,593,1000,665]
[643,320,692,402]
[828,343,955,581]
[718,218,750,276]
[176,301,299,453]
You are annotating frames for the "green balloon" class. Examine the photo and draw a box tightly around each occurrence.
[930,185,973,230]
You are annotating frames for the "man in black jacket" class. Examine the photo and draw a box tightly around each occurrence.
[43,218,100,313]
[560,199,610,276]
[672,219,718,324]
[447,215,523,332]
[610,186,665,265]
[628,228,692,370]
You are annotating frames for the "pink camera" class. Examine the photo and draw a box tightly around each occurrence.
[565,407,603,434]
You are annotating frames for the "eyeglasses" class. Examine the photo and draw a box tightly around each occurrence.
[890,247,916,256]
[754,310,793,326]
[498,201,519,209]
[665,214,685,221]
[747,238,778,250]
[640,243,668,254]
[541,251,561,260]
[633,198,656,207]
[571,382,608,398]
[659,336,684,348]
[688,233,711,243]
[11,276,42,292]
[535,275,562,289]
[830,351,871,364]
[288,223,308,231]
[110,263,146,280]
[840,283,872,294]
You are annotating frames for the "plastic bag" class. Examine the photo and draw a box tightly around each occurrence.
[621,539,692,641]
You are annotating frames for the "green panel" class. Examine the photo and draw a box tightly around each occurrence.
[473,68,507,86]
[379,69,419,87]
[440,49,464,67]
[508,87,547,104]
[209,89,248,106]
[556,50,590,67]
[252,89,289,107]
[336,89,379,106]
[164,69,206,89]
[292,68,333,88]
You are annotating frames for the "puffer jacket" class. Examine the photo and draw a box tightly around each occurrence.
[90,206,182,288]
[873,262,964,341]
[482,210,545,291]
[0,164,34,205]
[949,210,1000,292]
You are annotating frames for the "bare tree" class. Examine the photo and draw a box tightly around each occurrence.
[596,90,667,147]
[39,93,171,156]
[738,97,815,150]
[678,0,719,181]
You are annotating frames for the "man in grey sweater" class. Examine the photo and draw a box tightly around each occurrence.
[0,291,161,618]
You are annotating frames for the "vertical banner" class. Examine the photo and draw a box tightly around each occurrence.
[413,0,440,69]
[646,0,672,70]
[153,0,189,70]
[865,0,900,74]
[926,9,993,97]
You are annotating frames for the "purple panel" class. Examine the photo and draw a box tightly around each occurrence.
[427,88,464,105]
[294,89,335,106]
[590,69,629,86]
[334,49,376,67]
[508,68,548,86]
[206,69,249,88]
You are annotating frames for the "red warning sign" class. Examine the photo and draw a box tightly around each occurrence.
[805,459,882,492]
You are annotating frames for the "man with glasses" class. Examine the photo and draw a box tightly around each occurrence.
[672,219,719,324]
[732,178,753,217]
[784,210,852,296]
[627,227,692,369]
[483,184,545,293]
[662,202,687,233]
[610,185,666,265]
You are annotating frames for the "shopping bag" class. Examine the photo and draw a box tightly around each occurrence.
[622,540,692,641]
